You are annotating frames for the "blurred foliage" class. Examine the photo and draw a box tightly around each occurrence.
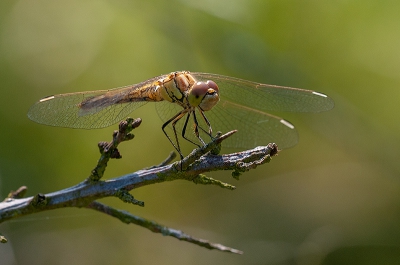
[1,0,400,264]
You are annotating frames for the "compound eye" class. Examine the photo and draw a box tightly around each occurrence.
[206,80,219,92]
[191,82,209,99]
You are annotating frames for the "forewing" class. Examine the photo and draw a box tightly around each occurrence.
[192,73,335,113]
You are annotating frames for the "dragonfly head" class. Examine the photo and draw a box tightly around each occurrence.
[188,80,220,111]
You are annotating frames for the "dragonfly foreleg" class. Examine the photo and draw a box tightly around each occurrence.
[191,111,207,146]
[198,109,214,139]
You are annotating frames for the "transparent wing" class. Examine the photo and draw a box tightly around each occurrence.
[191,72,335,113]
[28,74,168,129]
[27,89,146,129]
[206,102,298,149]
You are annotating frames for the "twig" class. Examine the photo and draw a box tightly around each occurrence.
[3,186,28,201]
[145,151,177,169]
[90,117,142,181]
[86,201,243,254]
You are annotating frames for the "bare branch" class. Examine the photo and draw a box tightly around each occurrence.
[0,118,279,254]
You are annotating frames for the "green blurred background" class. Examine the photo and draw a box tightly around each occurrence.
[1,0,400,264]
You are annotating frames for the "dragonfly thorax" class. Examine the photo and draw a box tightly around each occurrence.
[159,72,195,103]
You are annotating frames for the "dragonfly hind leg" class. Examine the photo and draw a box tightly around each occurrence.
[162,110,186,159]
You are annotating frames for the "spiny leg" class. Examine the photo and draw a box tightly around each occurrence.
[191,111,207,146]
[181,111,202,147]
[198,109,222,156]
[171,113,190,159]
[162,110,186,159]
[198,109,214,140]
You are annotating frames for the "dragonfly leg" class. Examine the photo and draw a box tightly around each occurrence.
[181,112,202,147]
[191,111,207,146]
[198,109,214,139]
[162,111,186,159]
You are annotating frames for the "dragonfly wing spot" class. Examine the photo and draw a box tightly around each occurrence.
[280,119,295,129]
[39,96,55,102]
[312,91,328,98]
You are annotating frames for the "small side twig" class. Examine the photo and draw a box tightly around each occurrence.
[115,189,144,207]
[3,186,28,201]
[145,151,177,169]
[86,201,243,254]
[90,117,142,181]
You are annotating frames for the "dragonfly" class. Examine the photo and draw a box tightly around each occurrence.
[28,71,334,158]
